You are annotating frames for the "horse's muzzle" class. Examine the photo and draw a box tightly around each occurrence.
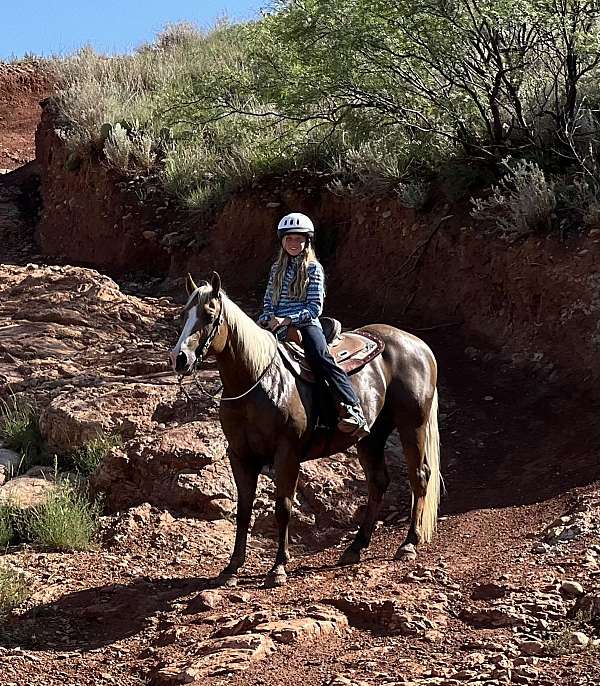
[170,349,192,374]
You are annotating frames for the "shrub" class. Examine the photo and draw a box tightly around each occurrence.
[23,483,100,551]
[103,122,132,169]
[396,179,430,210]
[0,396,44,471]
[0,565,29,612]
[71,434,120,476]
[471,158,556,234]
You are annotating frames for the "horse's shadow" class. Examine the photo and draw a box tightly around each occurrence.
[1,575,217,652]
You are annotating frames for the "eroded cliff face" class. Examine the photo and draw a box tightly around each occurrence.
[34,100,172,272]
[0,62,49,171]
[34,100,600,394]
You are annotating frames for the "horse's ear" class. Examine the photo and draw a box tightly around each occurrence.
[186,273,198,296]
[211,271,221,298]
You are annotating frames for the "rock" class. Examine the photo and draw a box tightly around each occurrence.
[229,592,250,603]
[187,590,223,612]
[569,631,589,649]
[0,448,22,477]
[453,669,477,680]
[531,543,550,554]
[513,664,539,681]
[570,592,600,622]
[459,606,524,628]
[518,640,545,656]
[0,476,57,508]
[328,676,368,686]
[142,230,157,241]
[256,607,349,644]
[325,596,439,635]
[150,633,276,684]
[545,522,585,544]
[560,580,584,597]
[91,423,233,516]
[213,611,271,638]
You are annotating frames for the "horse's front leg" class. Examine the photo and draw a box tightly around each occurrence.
[218,452,260,586]
[266,450,300,587]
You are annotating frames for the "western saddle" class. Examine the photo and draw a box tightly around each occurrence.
[277,316,385,383]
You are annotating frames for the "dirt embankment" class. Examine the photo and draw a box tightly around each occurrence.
[0,62,50,170]
[35,100,600,397]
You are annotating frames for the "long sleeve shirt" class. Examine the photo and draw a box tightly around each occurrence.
[260,258,325,328]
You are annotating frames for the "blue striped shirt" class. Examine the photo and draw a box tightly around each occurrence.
[260,258,325,328]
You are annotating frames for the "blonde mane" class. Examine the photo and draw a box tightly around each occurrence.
[194,285,276,377]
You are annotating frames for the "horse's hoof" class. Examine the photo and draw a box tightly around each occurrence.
[337,548,361,566]
[265,567,287,587]
[215,572,238,587]
[395,544,417,561]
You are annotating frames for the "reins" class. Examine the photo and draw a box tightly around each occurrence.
[176,295,278,404]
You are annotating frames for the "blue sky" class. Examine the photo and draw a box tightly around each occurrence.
[1,1,264,60]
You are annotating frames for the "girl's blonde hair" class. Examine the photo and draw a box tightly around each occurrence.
[272,243,320,305]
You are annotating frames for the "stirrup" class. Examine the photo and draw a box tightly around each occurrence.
[337,405,369,435]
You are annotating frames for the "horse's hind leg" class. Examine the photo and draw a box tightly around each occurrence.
[394,426,429,561]
[219,452,260,585]
[338,422,391,566]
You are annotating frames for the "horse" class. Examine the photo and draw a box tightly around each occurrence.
[170,271,440,587]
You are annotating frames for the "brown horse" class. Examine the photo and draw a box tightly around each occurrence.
[170,272,440,586]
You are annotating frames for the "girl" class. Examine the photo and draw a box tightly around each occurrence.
[259,212,369,436]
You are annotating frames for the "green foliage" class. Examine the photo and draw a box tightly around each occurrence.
[0,565,28,613]
[23,483,100,551]
[0,396,44,472]
[71,434,121,476]
[46,6,600,229]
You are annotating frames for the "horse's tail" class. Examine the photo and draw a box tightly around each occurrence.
[421,387,441,543]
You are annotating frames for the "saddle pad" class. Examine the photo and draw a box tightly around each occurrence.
[278,329,385,383]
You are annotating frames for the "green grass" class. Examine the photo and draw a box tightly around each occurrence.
[23,483,100,551]
[0,504,16,549]
[0,396,45,472]
[0,565,29,613]
[71,434,121,476]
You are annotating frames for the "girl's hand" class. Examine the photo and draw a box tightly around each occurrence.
[268,316,291,331]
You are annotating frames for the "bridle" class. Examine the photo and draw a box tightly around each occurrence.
[176,294,278,403]
[195,295,225,368]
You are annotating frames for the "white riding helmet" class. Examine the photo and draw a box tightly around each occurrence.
[277,212,315,241]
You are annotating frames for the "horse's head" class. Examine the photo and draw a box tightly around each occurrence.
[170,271,225,375]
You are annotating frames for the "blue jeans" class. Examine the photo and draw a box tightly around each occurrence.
[301,324,360,407]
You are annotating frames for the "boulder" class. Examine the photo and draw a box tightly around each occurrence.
[0,476,57,508]
[0,448,22,477]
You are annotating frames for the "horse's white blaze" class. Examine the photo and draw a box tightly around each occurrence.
[174,306,198,358]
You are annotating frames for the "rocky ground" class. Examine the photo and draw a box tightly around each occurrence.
[1,62,599,686]
[0,258,599,686]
